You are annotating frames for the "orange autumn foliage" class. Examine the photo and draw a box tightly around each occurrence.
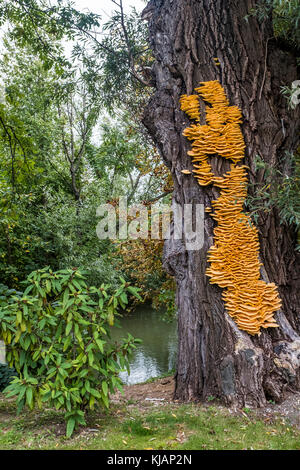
[180,80,281,335]
[116,228,175,311]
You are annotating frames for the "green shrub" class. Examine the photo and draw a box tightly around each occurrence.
[0,267,142,437]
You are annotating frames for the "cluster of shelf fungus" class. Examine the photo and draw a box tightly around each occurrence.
[180,80,281,335]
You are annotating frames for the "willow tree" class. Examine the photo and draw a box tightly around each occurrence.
[142,0,300,406]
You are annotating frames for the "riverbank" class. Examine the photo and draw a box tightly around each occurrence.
[112,376,300,429]
[0,376,300,450]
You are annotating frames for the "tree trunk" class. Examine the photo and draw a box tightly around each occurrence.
[142,0,300,407]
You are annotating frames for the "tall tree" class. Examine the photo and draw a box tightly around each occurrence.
[142,0,300,406]
[57,79,101,205]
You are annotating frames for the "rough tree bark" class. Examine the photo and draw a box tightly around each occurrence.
[142,0,300,407]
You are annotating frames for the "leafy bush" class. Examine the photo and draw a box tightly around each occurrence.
[0,267,142,437]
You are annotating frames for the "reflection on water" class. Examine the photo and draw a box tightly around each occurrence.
[110,305,177,384]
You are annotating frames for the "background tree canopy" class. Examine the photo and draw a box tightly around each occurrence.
[0,0,174,315]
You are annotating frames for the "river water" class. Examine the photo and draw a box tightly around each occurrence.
[110,305,178,384]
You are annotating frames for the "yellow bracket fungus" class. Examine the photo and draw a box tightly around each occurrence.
[180,80,281,335]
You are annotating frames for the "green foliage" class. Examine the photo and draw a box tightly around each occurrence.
[281,80,300,109]
[246,153,300,249]
[74,5,153,113]
[99,6,152,109]
[0,3,168,304]
[0,364,17,393]
[0,283,22,307]
[153,286,177,323]
[0,284,18,392]
[0,0,101,71]
[0,41,104,287]
[0,267,142,437]
[246,0,300,48]
[0,188,57,286]
[0,2,170,315]
[272,0,300,47]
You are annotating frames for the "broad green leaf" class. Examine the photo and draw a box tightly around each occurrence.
[26,387,33,409]
[63,288,70,307]
[101,381,108,396]
[65,321,73,336]
[66,417,75,438]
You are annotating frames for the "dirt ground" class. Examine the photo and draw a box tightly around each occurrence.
[111,377,175,405]
[111,376,300,428]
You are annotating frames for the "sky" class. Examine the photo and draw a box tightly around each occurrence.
[72,0,147,18]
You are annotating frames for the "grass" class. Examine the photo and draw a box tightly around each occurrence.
[0,394,299,450]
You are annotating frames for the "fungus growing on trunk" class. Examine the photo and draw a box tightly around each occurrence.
[180,80,281,335]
